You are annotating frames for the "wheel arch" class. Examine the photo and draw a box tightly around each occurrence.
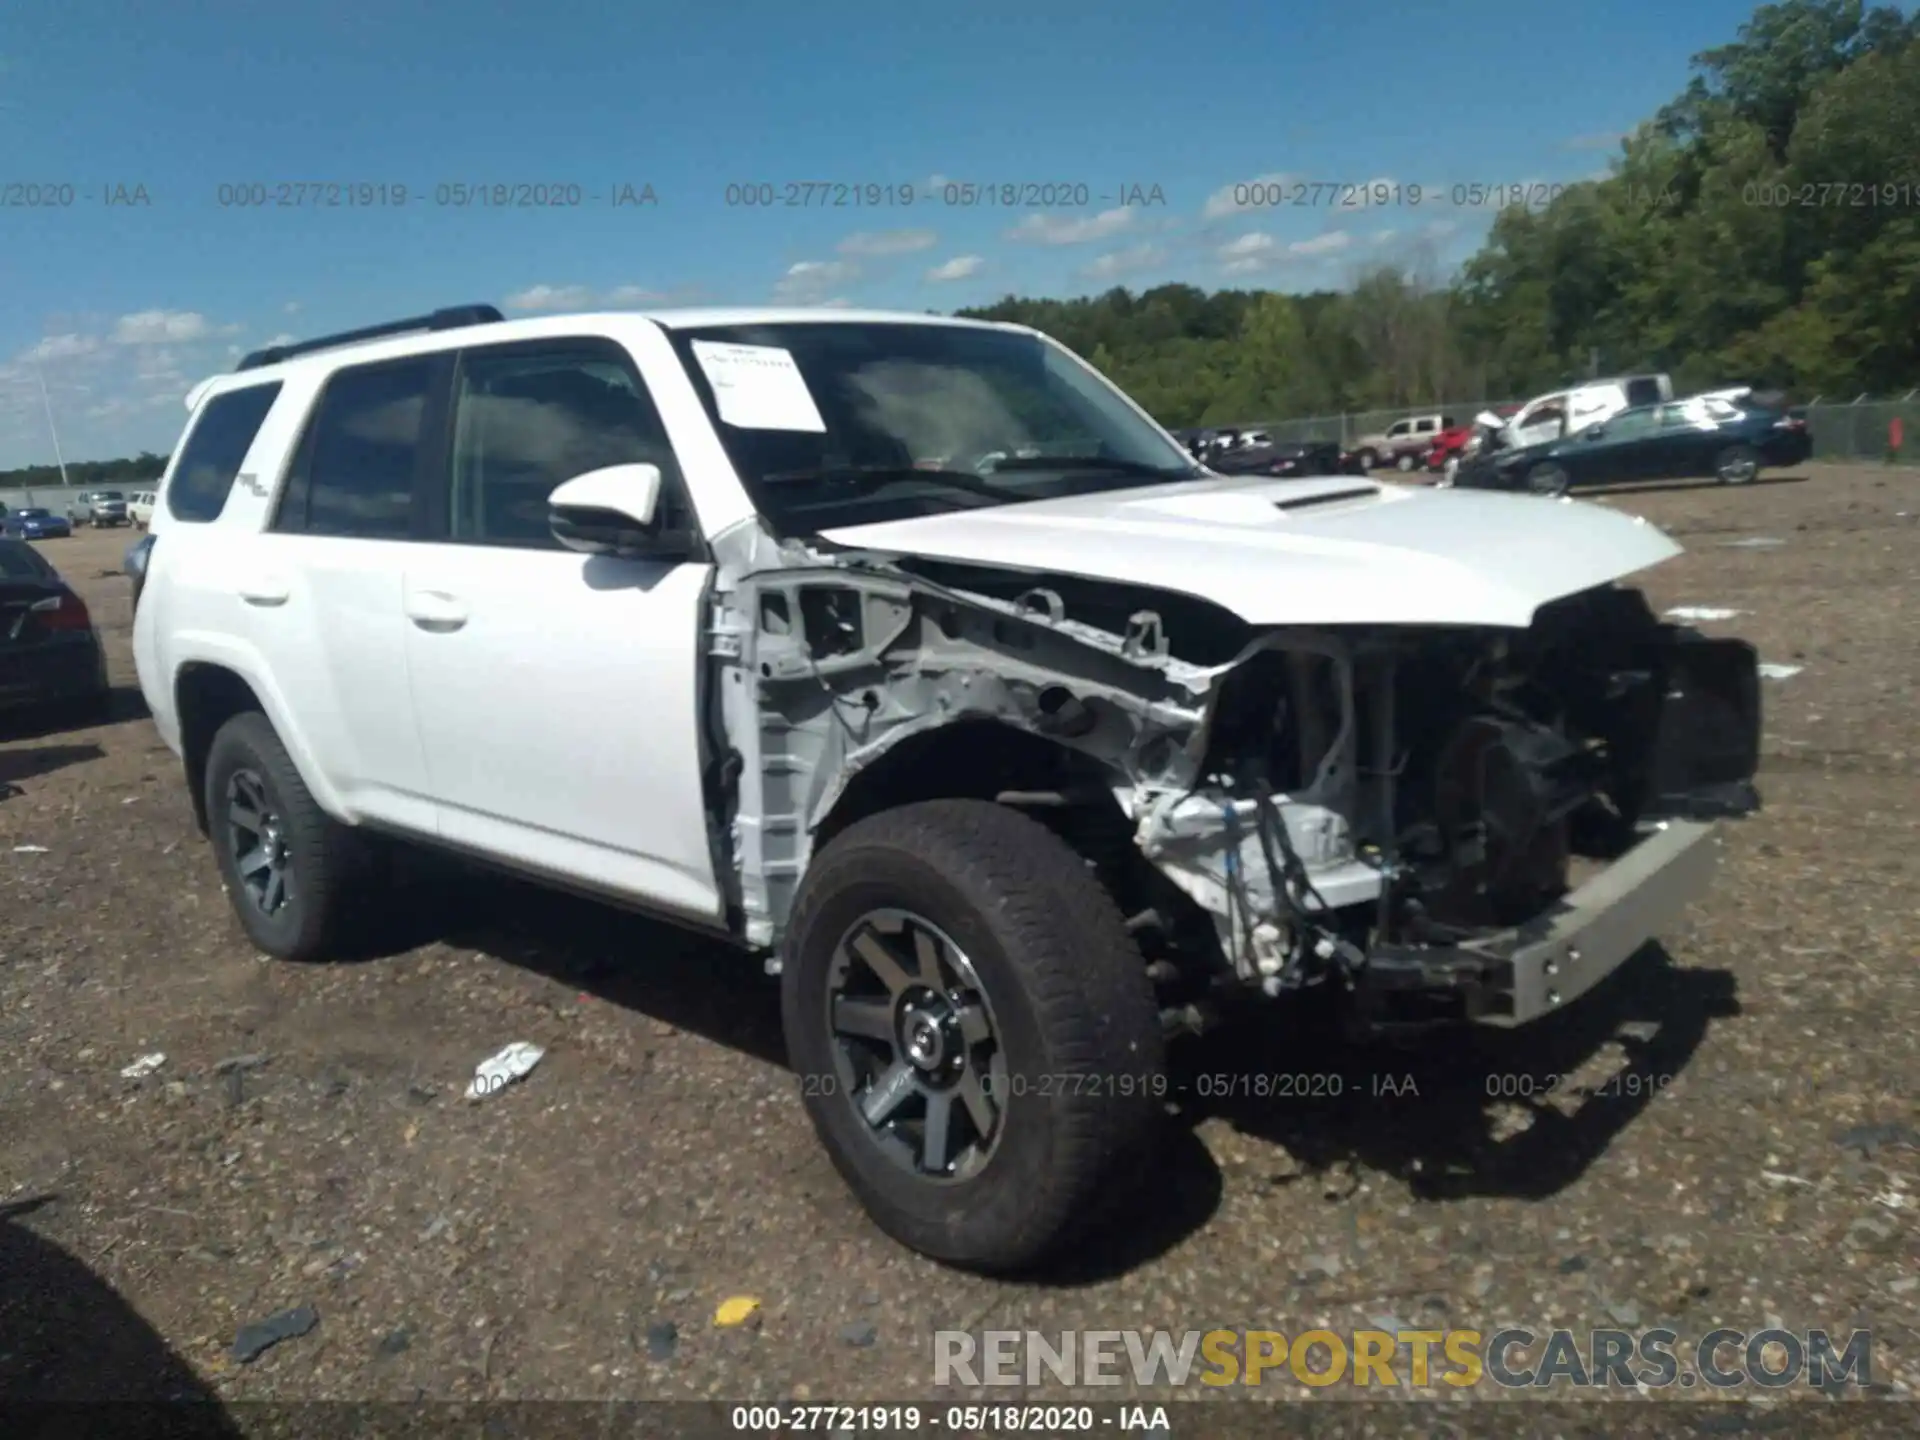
[812,718,1135,856]
[173,657,346,835]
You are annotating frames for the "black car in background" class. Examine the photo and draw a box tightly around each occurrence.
[1207,437,1352,477]
[0,538,110,724]
[1453,397,1812,496]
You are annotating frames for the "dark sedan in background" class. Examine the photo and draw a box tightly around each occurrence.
[1452,396,1812,497]
[0,538,110,723]
[1207,436,1352,477]
[1,507,74,540]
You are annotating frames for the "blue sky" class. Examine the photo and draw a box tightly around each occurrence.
[1,0,1768,468]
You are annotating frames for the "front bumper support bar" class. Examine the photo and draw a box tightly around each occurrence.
[1362,819,1724,1027]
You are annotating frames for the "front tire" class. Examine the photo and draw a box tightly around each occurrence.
[1395,452,1417,472]
[1355,448,1379,471]
[1714,444,1760,485]
[782,799,1166,1272]
[204,711,373,961]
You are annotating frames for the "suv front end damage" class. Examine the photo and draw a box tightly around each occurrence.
[704,529,1761,1036]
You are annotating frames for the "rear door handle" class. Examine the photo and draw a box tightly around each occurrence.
[406,589,468,632]
[236,574,290,606]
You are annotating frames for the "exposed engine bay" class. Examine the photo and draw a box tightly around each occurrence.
[701,529,1762,1034]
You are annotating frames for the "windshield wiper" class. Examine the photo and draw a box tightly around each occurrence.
[986,454,1199,478]
[758,463,1010,502]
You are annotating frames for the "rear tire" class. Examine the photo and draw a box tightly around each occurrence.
[782,799,1166,1272]
[1395,452,1417,472]
[1714,444,1760,485]
[204,711,375,961]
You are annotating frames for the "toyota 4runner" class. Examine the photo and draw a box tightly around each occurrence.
[133,303,1762,1272]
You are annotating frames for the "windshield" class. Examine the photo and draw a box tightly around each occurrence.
[16,509,50,519]
[664,320,1201,534]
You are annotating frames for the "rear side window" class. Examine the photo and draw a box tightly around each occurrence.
[274,359,433,540]
[167,383,283,523]
[1625,378,1663,408]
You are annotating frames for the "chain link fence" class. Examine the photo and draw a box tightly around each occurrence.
[1227,391,1920,465]
[1801,393,1920,463]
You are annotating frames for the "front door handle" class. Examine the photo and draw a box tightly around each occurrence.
[406,589,468,632]
[236,574,290,606]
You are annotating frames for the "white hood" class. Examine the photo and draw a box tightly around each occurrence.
[820,475,1680,629]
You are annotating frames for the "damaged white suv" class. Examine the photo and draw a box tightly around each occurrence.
[133,304,1762,1271]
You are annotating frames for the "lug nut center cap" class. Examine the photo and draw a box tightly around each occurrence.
[901,1008,948,1070]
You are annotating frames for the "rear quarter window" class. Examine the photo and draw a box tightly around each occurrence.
[167,382,285,523]
[1624,378,1663,408]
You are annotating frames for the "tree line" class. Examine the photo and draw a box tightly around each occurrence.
[5,1,1912,481]
[961,0,1920,425]
[0,451,168,492]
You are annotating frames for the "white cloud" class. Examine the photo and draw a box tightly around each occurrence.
[838,229,938,257]
[261,333,298,348]
[926,255,985,282]
[1004,208,1133,245]
[1081,244,1168,282]
[773,259,860,303]
[112,310,212,345]
[1371,229,1398,246]
[1202,173,1295,220]
[133,347,186,385]
[1217,232,1282,275]
[1214,228,1352,274]
[1424,219,1460,239]
[503,283,667,311]
[22,333,100,362]
[283,301,302,315]
[504,284,593,312]
[1290,231,1352,257]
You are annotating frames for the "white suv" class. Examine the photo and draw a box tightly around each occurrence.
[132,303,1761,1270]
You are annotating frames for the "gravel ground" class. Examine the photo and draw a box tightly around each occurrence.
[2,466,1915,1432]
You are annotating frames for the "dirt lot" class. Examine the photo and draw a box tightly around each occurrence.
[2,466,1916,1424]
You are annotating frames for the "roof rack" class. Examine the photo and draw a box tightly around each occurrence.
[235,304,505,371]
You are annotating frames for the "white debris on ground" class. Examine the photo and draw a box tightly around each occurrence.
[1759,662,1805,679]
[119,1053,166,1080]
[1664,606,1746,621]
[465,1041,545,1101]
[1723,535,1787,548]
[12,845,49,854]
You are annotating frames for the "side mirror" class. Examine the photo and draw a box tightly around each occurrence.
[548,463,692,558]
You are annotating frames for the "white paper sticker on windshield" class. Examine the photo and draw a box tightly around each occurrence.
[689,341,826,433]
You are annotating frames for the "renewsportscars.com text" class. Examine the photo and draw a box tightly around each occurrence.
[933,1327,1873,1391]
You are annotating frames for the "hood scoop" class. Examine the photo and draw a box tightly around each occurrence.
[1271,483,1380,512]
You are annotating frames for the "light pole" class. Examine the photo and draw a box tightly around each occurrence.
[31,359,73,508]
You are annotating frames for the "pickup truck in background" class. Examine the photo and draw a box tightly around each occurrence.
[68,491,133,528]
